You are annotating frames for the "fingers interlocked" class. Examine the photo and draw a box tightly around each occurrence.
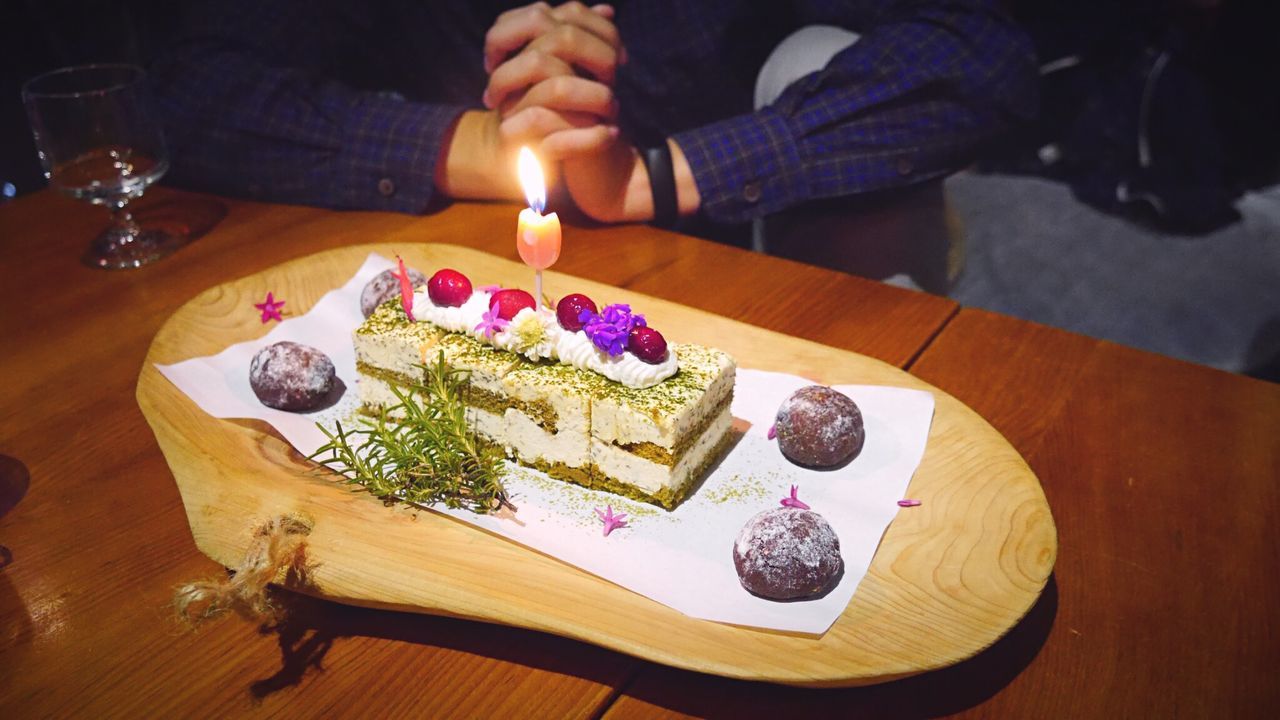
[484,2,624,160]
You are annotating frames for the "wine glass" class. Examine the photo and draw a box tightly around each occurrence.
[22,64,184,269]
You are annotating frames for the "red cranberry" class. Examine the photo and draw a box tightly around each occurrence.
[490,288,536,320]
[628,326,668,364]
[556,293,598,331]
[428,269,472,307]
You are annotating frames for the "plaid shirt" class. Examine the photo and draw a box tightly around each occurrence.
[153,0,1035,222]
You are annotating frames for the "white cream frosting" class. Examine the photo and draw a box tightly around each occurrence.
[412,288,491,335]
[409,287,677,388]
[559,330,678,388]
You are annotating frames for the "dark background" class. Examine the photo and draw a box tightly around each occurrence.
[1,1,182,196]
[3,1,1277,204]
[2,1,1276,380]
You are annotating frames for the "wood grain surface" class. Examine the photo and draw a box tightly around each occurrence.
[4,186,1275,716]
[137,242,1054,686]
[602,310,1280,718]
[0,188,956,716]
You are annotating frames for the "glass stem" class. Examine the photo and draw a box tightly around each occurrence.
[108,196,141,242]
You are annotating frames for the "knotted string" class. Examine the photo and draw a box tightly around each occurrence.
[174,515,313,627]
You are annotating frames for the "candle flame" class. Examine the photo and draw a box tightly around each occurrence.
[517,146,546,214]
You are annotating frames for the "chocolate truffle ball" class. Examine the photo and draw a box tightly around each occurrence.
[249,341,337,412]
[733,507,843,600]
[360,267,427,317]
[774,385,865,468]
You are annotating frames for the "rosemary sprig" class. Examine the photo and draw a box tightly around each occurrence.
[309,352,513,514]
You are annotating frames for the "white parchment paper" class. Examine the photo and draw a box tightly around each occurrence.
[156,254,934,634]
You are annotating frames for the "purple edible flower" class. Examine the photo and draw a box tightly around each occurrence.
[580,303,646,357]
[603,303,645,330]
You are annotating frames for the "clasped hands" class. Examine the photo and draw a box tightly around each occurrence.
[477,1,698,223]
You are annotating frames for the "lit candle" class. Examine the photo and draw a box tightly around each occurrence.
[516,147,561,310]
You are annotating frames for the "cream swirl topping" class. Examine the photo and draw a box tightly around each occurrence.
[554,328,678,388]
[412,288,491,335]
[409,289,677,388]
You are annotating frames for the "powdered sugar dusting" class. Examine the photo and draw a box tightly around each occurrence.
[775,386,865,467]
[733,507,843,600]
[249,341,336,410]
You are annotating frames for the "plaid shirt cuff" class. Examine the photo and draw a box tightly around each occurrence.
[673,107,809,224]
[335,96,468,213]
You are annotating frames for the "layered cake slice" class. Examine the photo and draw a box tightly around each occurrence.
[352,302,447,409]
[497,361,594,486]
[588,344,735,507]
[351,267,736,509]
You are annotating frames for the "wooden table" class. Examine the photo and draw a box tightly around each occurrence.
[1,188,1276,717]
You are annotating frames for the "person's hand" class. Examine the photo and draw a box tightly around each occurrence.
[559,138,646,223]
[480,2,701,223]
[557,139,701,224]
[484,2,637,220]
[484,2,623,89]
[496,73,620,159]
[484,2,623,159]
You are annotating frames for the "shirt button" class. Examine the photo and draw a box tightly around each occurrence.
[743,182,762,203]
[896,157,913,176]
[377,177,396,197]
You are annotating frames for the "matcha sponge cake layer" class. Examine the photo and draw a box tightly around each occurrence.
[352,301,735,509]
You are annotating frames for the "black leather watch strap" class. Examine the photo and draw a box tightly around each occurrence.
[644,144,678,229]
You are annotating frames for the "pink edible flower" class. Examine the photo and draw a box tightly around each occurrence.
[474,306,509,339]
[253,292,286,323]
[897,499,922,507]
[779,485,810,510]
[595,505,628,536]
[766,423,777,440]
[391,256,416,322]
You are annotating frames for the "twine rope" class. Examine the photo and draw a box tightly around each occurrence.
[174,515,312,627]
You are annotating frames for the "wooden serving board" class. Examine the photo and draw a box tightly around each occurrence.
[136,243,1057,687]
